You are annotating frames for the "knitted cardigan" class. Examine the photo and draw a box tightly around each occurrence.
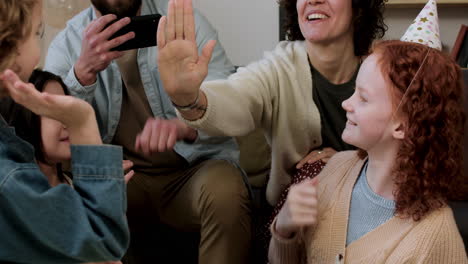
[269,151,468,264]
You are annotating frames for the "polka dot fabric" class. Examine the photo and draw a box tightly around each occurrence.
[259,160,326,262]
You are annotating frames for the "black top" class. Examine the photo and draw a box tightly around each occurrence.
[310,61,358,151]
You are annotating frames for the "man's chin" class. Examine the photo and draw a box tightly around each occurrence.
[91,0,142,18]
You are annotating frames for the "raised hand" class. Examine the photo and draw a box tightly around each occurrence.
[156,0,216,106]
[74,14,135,86]
[0,70,101,145]
[275,178,319,238]
[134,118,197,156]
[296,147,337,169]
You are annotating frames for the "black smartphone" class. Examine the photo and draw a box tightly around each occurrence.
[109,14,162,51]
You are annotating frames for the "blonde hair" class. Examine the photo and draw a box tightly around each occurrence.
[0,0,38,73]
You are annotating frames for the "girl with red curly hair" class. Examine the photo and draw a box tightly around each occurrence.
[269,40,468,263]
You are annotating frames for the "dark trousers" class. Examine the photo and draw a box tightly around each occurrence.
[123,160,252,264]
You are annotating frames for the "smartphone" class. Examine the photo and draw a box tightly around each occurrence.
[109,14,162,51]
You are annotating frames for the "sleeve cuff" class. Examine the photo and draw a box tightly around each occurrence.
[68,65,98,94]
[270,217,301,244]
[70,145,123,178]
[268,217,304,263]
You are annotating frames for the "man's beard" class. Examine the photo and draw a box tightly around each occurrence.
[91,0,142,18]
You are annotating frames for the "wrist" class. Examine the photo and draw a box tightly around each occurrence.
[74,61,96,86]
[66,106,102,145]
[176,91,208,121]
[275,211,297,239]
[170,91,200,108]
[68,120,102,145]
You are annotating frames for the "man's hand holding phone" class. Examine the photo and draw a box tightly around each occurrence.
[74,14,135,86]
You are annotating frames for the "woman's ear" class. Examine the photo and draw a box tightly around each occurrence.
[392,122,405,140]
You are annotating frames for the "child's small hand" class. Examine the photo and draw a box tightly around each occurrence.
[275,178,319,238]
[123,159,134,183]
[1,69,101,145]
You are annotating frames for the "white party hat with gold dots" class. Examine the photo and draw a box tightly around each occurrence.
[401,0,441,50]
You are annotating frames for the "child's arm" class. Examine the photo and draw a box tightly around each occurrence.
[0,71,129,263]
[268,178,319,263]
[0,145,128,263]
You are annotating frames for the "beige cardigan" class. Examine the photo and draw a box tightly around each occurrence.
[268,151,468,264]
[180,41,322,205]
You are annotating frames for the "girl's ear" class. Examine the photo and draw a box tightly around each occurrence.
[392,122,405,140]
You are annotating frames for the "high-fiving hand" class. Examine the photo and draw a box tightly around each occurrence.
[156,0,215,106]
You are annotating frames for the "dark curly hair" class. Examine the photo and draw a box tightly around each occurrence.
[372,40,467,221]
[278,0,387,57]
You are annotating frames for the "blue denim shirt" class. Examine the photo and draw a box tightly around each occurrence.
[0,116,129,263]
[45,0,239,165]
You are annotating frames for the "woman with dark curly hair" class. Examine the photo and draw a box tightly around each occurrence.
[156,0,387,206]
[269,40,468,263]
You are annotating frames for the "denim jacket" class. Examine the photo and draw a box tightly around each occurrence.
[0,116,129,263]
[45,0,239,165]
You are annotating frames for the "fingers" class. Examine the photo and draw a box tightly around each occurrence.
[99,31,135,52]
[296,148,338,169]
[199,39,216,67]
[154,119,178,152]
[99,17,132,41]
[1,70,42,107]
[160,0,194,45]
[85,14,117,37]
[285,180,319,226]
[296,156,308,169]
[150,120,164,152]
[135,118,179,156]
[156,121,172,152]
[166,0,176,41]
[296,151,320,169]
[138,119,154,156]
[166,125,178,149]
[99,50,125,61]
[292,180,318,198]
[157,16,167,48]
[183,0,195,41]
[124,170,135,184]
[87,18,131,53]
[123,159,133,171]
[174,0,184,39]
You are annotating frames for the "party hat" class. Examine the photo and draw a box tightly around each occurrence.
[401,0,442,50]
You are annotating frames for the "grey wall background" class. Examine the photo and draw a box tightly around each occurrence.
[41,1,468,67]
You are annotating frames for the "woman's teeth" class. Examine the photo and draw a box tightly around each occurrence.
[308,13,328,21]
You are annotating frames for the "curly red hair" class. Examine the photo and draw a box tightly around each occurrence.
[368,40,467,221]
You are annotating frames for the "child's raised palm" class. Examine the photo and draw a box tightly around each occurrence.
[1,70,94,129]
